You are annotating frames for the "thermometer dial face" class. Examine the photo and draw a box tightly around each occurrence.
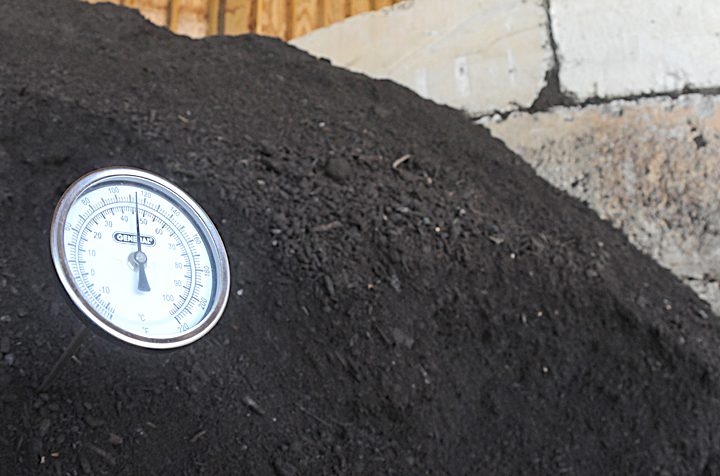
[50,168,230,349]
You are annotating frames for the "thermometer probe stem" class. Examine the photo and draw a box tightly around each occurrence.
[38,326,91,392]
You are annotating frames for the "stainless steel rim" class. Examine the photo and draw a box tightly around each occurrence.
[50,167,231,350]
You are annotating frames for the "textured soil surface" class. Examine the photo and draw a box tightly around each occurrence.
[1,1,720,475]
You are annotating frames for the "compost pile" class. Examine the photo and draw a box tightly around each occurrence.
[1,1,720,474]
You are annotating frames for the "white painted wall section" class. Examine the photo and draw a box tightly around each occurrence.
[291,0,553,116]
[551,0,720,100]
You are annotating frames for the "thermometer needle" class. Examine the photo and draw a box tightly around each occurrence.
[135,192,151,292]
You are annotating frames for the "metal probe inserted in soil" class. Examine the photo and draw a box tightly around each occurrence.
[38,326,91,392]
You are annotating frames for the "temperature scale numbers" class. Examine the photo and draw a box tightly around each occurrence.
[62,184,214,338]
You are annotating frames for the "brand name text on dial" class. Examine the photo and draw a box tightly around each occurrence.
[112,232,156,247]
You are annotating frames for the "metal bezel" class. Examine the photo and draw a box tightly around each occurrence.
[50,167,231,350]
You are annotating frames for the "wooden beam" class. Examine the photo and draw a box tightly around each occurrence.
[208,0,221,35]
[224,0,253,35]
[167,0,181,31]
[349,0,372,16]
[256,0,288,39]
[129,0,169,26]
[375,0,394,8]
[322,0,347,26]
[82,0,401,38]
[289,0,317,39]
[170,0,209,38]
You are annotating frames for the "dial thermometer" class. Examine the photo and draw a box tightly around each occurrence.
[50,167,231,350]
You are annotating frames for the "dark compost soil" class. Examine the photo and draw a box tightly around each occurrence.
[1,1,720,475]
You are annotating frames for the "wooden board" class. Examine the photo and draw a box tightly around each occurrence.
[290,0,318,38]
[168,0,182,31]
[374,0,395,9]
[121,0,170,26]
[256,0,288,39]
[173,0,210,38]
[224,0,253,35]
[83,0,403,39]
[349,0,372,16]
[207,0,221,35]
[322,0,347,27]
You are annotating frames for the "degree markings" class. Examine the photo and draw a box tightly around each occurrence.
[63,183,217,340]
[70,196,199,324]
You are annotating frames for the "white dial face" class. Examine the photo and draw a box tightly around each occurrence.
[59,179,217,342]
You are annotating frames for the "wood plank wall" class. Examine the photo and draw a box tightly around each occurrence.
[86,0,404,39]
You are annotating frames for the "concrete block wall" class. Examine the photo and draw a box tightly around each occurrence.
[293,0,554,115]
[293,0,720,313]
[552,0,720,101]
[484,96,720,312]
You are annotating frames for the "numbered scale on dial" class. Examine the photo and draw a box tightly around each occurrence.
[50,168,230,349]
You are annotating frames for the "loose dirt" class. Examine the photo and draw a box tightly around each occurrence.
[1,1,719,475]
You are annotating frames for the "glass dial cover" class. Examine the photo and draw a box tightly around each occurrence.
[50,167,231,349]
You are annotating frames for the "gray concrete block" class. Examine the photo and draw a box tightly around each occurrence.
[484,94,720,313]
[551,0,720,99]
[292,0,553,116]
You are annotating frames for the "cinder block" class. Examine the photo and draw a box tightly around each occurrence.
[484,95,720,312]
[292,0,553,116]
[551,0,720,99]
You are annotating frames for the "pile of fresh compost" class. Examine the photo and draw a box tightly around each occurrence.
[1,1,720,474]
